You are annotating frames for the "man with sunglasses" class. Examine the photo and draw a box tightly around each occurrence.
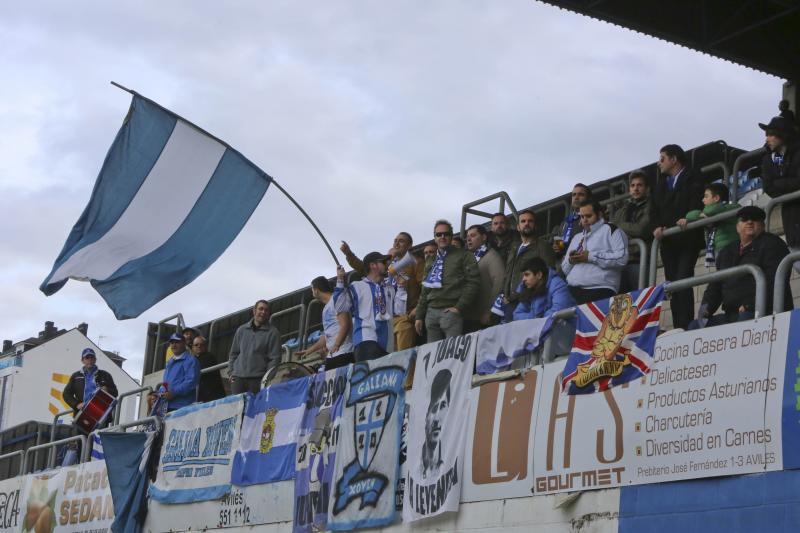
[696,206,791,328]
[414,220,480,341]
[760,116,800,269]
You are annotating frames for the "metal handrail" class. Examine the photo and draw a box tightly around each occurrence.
[152,313,185,374]
[270,304,306,332]
[664,264,767,318]
[302,299,324,349]
[648,207,742,285]
[542,265,767,362]
[47,409,73,467]
[25,435,88,473]
[201,362,227,374]
[113,386,152,426]
[773,251,800,313]
[0,450,23,478]
[460,191,519,238]
[701,160,730,185]
[766,189,800,232]
[730,147,766,201]
[629,238,648,290]
[89,417,162,458]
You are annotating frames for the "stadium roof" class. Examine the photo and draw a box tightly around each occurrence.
[538,0,800,81]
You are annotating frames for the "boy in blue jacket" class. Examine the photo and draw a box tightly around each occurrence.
[513,257,575,321]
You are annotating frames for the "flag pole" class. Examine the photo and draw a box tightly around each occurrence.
[270,180,341,267]
[110,81,341,267]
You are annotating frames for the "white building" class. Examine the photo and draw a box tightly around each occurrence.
[0,323,140,429]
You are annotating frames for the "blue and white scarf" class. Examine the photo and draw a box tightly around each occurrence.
[704,227,717,268]
[366,280,391,321]
[490,293,506,318]
[473,244,489,262]
[83,365,98,403]
[422,249,447,289]
[562,212,580,244]
[773,152,785,166]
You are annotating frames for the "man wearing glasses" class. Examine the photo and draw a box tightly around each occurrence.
[414,220,481,342]
[191,335,226,403]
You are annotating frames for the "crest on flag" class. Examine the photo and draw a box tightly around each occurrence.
[260,408,278,453]
[562,284,665,395]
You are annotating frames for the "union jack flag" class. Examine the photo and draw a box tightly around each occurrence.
[562,284,665,395]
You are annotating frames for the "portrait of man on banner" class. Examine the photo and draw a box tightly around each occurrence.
[421,369,450,480]
[562,284,665,395]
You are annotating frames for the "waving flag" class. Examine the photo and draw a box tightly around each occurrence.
[39,91,271,319]
[562,284,665,395]
[101,431,157,533]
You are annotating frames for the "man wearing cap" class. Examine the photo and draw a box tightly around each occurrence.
[697,206,792,327]
[165,326,199,364]
[228,300,283,395]
[161,333,201,411]
[337,251,407,361]
[63,348,118,417]
[760,116,800,266]
[415,220,481,342]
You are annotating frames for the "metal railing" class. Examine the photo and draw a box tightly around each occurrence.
[25,434,87,473]
[773,251,800,313]
[0,450,24,478]
[47,409,73,467]
[270,304,307,347]
[208,306,250,354]
[302,299,324,350]
[730,147,766,201]
[113,386,152,426]
[766,189,800,232]
[629,238,648,290]
[542,264,767,362]
[151,313,185,374]
[459,191,518,238]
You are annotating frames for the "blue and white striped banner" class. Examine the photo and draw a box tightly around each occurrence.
[40,93,271,319]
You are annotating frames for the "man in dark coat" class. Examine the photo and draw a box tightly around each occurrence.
[63,348,118,416]
[698,206,792,327]
[192,335,226,403]
[760,115,800,265]
[651,144,705,329]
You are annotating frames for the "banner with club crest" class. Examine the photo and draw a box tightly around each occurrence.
[293,365,351,533]
[403,335,476,522]
[328,349,414,531]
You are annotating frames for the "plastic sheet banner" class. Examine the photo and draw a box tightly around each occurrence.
[532,313,789,495]
[20,460,114,533]
[328,350,413,531]
[151,394,245,503]
[403,334,476,522]
[0,476,22,532]
[293,365,350,533]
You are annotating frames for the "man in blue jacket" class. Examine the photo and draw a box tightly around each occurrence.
[161,332,201,411]
[512,257,575,321]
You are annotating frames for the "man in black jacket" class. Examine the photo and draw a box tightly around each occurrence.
[652,144,705,329]
[697,206,791,327]
[760,116,800,266]
[611,170,653,292]
[192,335,226,403]
[62,348,118,416]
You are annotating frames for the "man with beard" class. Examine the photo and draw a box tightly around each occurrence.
[760,116,800,269]
[551,184,592,258]
[421,369,451,480]
[501,210,556,321]
[339,252,407,361]
[610,170,653,292]
[464,224,505,331]
[488,212,519,264]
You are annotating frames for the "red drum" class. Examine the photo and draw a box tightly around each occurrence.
[261,362,314,389]
[74,389,116,434]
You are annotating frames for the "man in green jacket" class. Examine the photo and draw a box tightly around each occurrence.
[677,182,739,270]
[414,219,481,342]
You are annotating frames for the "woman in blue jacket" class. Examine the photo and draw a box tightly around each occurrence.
[513,257,575,321]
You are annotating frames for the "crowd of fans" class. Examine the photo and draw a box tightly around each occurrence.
[148,110,799,409]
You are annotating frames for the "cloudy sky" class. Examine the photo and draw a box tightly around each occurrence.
[0,1,780,380]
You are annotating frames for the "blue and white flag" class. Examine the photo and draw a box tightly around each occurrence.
[329,349,413,531]
[293,366,350,533]
[562,284,665,395]
[232,376,311,486]
[151,394,245,503]
[91,433,105,461]
[475,317,552,375]
[39,93,271,319]
[101,431,156,533]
